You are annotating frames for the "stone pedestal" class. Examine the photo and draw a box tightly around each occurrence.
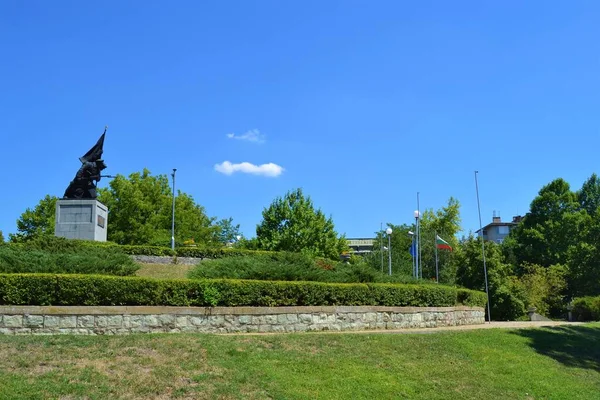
[54,199,108,241]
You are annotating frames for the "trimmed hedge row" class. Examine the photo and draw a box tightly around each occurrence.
[0,244,139,276]
[571,296,600,321]
[0,274,487,308]
[457,289,488,308]
[75,241,271,259]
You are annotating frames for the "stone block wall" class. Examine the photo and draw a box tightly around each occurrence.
[0,306,485,335]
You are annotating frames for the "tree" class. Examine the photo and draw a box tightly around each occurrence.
[10,195,58,242]
[0,230,4,243]
[98,169,218,246]
[256,188,347,259]
[365,224,415,277]
[578,173,600,215]
[417,197,462,283]
[455,235,524,320]
[215,217,243,245]
[507,178,586,268]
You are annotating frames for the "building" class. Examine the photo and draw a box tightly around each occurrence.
[476,215,522,243]
[347,238,375,255]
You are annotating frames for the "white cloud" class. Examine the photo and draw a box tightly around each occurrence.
[226,129,265,143]
[214,161,284,177]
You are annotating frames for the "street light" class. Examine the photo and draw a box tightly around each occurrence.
[386,227,393,276]
[171,168,177,250]
[408,230,415,279]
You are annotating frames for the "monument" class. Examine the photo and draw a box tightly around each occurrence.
[55,127,109,241]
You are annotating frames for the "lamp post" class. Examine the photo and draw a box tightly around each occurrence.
[386,227,393,275]
[171,168,177,250]
[408,230,415,279]
[414,210,420,279]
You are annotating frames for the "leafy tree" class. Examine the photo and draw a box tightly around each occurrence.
[10,195,58,242]
[0,230,4,243]
[507,178,586,268]
[455,235,524,320]
[365,223,414,277]
[256,188,347,259]
[566,206,600,297]
[216,217,243,245]
[98,169,218,246]
[417,197,461,283]
[578,173,600,215]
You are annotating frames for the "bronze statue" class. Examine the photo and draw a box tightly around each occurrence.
[63,127,108,199]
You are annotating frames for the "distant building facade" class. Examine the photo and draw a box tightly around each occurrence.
[347,238,375,255]
[476,215,522,243]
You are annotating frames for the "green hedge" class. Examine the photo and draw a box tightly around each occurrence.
[0,242,138,276]
[457,289,488,308]
[76,240,270,259]
[188,252,419,284]
[0,274,486,308]
[571,296,600,321]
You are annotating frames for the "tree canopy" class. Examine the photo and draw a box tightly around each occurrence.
[11,195,58,242]
[255,188,347,259]
[12,169,223,246]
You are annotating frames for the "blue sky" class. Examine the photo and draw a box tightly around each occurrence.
[1,1,599,240]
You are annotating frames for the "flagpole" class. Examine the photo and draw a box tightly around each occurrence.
[435,231,439,283]
[475,171,492,324]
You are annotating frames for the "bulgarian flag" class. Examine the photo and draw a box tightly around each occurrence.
[436,235,453,251]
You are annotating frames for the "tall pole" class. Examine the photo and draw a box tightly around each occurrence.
[417,192,421,279]
[380,222,384,273]
[475,171,492,323]
[435,230,439,283]
[410,225,417,279]
[387,232,392,276]
[171,168,177,250]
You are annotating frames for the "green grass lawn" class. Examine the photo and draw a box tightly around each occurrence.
[0,324,598,399]
[135,263,194,279]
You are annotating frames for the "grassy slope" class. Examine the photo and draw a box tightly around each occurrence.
[135,263,194,279]
[0,324,598,399]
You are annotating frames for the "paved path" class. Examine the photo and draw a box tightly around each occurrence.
[227,321,586,336]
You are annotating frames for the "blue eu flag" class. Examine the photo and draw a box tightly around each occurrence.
[409,240,416,257]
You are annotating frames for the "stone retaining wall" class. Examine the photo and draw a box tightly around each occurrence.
[0,306,484,335]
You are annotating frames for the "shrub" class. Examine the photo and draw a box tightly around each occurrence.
[188,252,421,284]
[571,296,600,321]
[457,288,488,308]
[0,237,139,276]
[0,273,485,307]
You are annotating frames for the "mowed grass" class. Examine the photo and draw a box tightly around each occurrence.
[135,263,194,279]
[0,324,598,399]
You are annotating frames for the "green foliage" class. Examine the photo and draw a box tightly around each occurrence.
[0,230,4,243]
[0,237,138,276]
[256,188,348,259]
[507,178,586,268]
[10,195,57,242]
[418,197,462,283]
[455,235,524,320]
[456,288,488,308]
[98,169,219,246]
[514,263,568,317]
[578,173,600,216]
[188,252,419,284]
[0,273,482,307]
[364,224,414,277]
[215,217,242,245]
[365,198,461,283]
[571,296,600,321]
